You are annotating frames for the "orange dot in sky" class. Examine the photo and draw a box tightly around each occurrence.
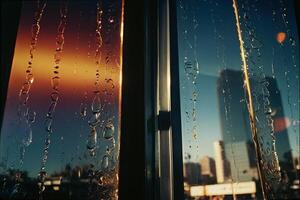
[276,32,286,44]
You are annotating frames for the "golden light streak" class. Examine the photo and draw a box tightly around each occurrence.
[116,0,124,195]
[10,44,120,91]
[232,0,267,199]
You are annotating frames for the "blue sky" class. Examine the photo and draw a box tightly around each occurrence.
[177,0,299,162]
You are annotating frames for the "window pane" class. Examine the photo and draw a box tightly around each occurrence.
[0,1,123,199]
[176,0,299,199]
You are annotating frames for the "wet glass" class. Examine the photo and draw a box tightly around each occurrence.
[176,0,299,199]
[0,1,123,199]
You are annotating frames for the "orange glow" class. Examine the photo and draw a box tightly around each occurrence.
[276,32,286,44]
[273,117,291,133]
[8,15,121,101]
[11,44,120,90]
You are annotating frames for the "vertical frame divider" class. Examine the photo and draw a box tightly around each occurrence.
[169,0,185,199]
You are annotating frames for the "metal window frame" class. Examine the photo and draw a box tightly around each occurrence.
[156,0,184,199]
[120,0,184,199]
[169,0,185,199]
[119,0,158,199]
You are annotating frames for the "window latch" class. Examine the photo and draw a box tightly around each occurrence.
[157,111,171,131]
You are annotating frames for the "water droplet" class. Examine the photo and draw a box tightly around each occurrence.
[289,37,296,46]
[88,113,100,127]
[103,121,114,139]
[51,91,59,102]
[26,110,36,123]
[56,34,64,45]
[31,24,40,36]
[108,16,114,23]
[109,137,116,149]
[101,155,109,170]
[51,76,60,90]
[23,128,32,147]
[45,138,50,146]
[21,82,31,94]
[47,102,57,117]
[44,117,53,132]
[91,95,102,113]
[79,103,87,117]
[87,128,97,155]
[54,52,62,63]
[26,73,34,84]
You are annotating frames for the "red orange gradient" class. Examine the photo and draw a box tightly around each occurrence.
[7,2,122,102]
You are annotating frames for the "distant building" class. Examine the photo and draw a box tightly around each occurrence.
[214,141,230,183]
[217,70,259,182]
[183,162,201,185]
[217,69,293,182]
[226,141,258,181]
[200,156,216,184]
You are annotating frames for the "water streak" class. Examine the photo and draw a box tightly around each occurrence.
[11,1,47,198]
[38,2,68,199]
[86,2,104,199]
[232,0,271,198]
[17,0,47,167]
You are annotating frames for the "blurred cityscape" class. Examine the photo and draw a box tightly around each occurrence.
[0,164,118,200]
[183,70,300,200]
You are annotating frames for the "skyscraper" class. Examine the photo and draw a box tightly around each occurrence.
[200,156,216,183]
[214,140,230,183]
[217,69,293,182]
[217,70,257,182]
[200,156,216,177]
[183,162,201,185]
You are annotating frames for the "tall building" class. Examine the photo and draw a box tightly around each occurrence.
[217,70,257,182]
[217,69,293,182]
[200,156,216,178]
[183,162,201,185]
[214,140,230,183]
[226,141,258,181]
[200,156,216,184]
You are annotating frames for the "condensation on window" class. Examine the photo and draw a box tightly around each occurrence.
[0,1,123,199]
[177,0,299,199]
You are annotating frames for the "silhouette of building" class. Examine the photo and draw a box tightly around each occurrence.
[183,162,201,185]
[200,156,216,184]
[217,69,293,182]
[217,70,257,182]
[214,140,230,183]
[200,156,216,178]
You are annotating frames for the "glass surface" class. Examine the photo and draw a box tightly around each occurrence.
[0,1,123,199]
[176,0,299,199]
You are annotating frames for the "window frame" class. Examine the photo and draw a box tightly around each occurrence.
[2,0,299,200]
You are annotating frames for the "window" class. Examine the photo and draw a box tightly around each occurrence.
[1,0,299,200]
[176,0,299,199]
[0,1,123,199]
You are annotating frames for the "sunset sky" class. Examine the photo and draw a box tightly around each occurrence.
[0,0,122,177]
